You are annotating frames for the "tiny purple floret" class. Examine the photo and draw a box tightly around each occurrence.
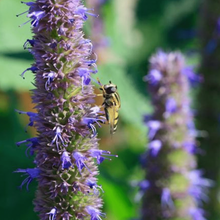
[86,206,105,220]
[143,69,162,85]
[47,207,57,220]
[73,152,91,173]
[146,120,161,140]
[161,188,174,211]
[89,149,118,164]
[14,168,40,190]
[16,137,39,156]
[148,140,162,157]
[61,151,72,169]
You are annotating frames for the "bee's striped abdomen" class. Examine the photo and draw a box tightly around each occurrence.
[113,110,119,134]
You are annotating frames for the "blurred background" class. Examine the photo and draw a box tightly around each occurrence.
[1,0,220,219]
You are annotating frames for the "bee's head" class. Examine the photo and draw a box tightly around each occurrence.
[104,81,117,94]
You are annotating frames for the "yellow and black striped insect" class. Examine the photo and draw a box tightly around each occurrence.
[97,78,121,135]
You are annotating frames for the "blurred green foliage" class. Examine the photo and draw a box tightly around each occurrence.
[0,0,201,219]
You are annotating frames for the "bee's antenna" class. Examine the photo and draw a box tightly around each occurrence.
[90,77,102,86]
[96,77,102,86]
[109,81,112,84]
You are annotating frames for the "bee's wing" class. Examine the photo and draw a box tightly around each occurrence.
[107,105,119,135]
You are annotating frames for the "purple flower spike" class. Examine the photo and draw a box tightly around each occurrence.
[143,69,162,85]
[85,206,105,220]
[141,51,209,219]
[47,208,57,220]
[14,168,40,190]
[89,149,118,164]
[73,152,91,173]
[148,140,162,157]
[61,151,72,170]
[146,120,161,140]
[15,0,114,218]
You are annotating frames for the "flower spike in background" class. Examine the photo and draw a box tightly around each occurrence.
[141,51,211,220]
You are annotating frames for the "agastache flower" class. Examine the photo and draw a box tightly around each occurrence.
[60,151,72,170]
[15,110,38,130]
[47,208,57,220]
[14,168,40,190]
[51,126,68,151]
[85,206,105,220]
[20,66,38,79]
[82,106,105,137]
[14,0,115,219]
[143,69,162,85]
[16,1,45,27]
[148,140,162,157]
[89,149,118,164]
[146,120,161,139]
[16,137,39,156]
[182,66,203,86]
[141,51,210,219]
[87,179,104,194]
[73,152,91,173]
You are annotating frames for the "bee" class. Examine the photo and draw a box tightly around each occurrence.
[97,78,121,135]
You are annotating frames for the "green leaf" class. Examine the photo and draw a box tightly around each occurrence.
[0,0,34,91]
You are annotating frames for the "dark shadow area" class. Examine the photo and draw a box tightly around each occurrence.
[1,51,33,61]
[136,0,178,21]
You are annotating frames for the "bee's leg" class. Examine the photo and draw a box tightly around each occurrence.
[104,108,109,123]
[96,94,103,97]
